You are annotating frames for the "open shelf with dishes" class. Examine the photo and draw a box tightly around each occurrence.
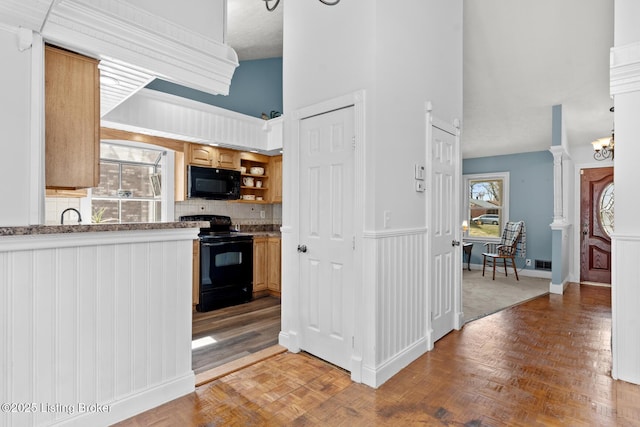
[238,152,270,203]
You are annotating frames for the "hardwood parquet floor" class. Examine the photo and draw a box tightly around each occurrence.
[117,284,640,426]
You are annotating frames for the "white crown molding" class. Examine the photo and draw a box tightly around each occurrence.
[610,41,640,96]
[41,0,238,96]
[0,0,53,32]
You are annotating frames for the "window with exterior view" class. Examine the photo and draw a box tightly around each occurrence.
[465,173,509,239]
[91,142,164,224]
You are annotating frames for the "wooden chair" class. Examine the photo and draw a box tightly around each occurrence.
[482,221,524,280]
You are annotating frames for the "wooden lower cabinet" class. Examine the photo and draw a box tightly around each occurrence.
[253,236,268,293]
[267,237,281,295]
[192,240,200,310]
[253,236,281,298]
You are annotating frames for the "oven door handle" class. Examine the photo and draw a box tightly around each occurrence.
[201,241,230,247]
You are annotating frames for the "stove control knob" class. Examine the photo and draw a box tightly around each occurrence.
[297,244,307,253]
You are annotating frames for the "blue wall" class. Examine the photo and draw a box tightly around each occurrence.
[463,151,554,271]
[145,57,283,119]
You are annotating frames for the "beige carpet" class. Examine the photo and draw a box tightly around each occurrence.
[463,268,549,322]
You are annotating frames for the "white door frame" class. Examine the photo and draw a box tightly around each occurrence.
[425,102,463,350]
[279,90,366,383]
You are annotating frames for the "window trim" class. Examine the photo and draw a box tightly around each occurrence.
[463,171,510,243]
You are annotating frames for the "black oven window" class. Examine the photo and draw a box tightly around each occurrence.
[215,251,243,267]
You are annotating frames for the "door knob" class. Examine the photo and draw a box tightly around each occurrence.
[297,244,307,253]
[452,240,460,247]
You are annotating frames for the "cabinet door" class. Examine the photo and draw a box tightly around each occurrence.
[267,237,281,293]
[217,148,240,170]
[189,144,215,166]
[45,46,100,189]
[192,240,200,309]
[270,155,283,203]
[253,237,268,291]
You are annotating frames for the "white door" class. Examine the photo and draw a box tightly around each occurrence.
[429,123,461,343]
[298,106,355,371]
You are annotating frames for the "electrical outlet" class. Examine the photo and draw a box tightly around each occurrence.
[526,259,532,266]
[260,210,265,219]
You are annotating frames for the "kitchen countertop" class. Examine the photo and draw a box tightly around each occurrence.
[0,221,209,237]
[248,231,281,237]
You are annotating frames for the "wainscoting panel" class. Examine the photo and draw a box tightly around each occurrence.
[362,229,427,386]
[0,230,196,427]
[612,235,640,385]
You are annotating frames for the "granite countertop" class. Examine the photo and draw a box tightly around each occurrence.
[0,221,209,237]
[248,231,281,237]
[237,224,281,238]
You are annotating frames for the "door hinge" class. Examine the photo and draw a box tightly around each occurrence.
[352,136,356,150]
[352,235,356,250]
[352,336,355,348]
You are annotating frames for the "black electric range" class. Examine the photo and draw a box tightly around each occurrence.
[180,214,253,311]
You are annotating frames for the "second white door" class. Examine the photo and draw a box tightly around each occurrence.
[430,124,460,342]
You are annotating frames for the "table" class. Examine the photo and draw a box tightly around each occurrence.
[463,242,473,271]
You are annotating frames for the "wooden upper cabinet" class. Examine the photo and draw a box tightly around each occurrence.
[187,144,240,170]
[45,45,100,189]
[270,155,282,203]
[188,144,216,167]
[217,148,240,170]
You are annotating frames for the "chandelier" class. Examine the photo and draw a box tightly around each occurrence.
[263,0,340,12]
[592,107,614,161]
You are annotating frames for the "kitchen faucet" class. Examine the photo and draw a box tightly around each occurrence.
[60,208,82,225]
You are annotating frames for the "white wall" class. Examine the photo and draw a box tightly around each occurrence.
[373,0,463,230]
[281,0,462,387]
[0,26,40,227]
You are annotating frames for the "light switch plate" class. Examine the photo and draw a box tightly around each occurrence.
[415,164,425,180]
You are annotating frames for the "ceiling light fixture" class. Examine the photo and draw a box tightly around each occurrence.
[592,107,615,161]
[263,0,340,12]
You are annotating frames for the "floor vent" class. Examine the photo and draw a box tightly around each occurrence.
[535,260,552,271]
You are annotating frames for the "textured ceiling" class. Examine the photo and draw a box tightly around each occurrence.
[226,0,614,159]
[227,0,283,61]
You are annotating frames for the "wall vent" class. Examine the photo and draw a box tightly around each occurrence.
[535,260,552,271]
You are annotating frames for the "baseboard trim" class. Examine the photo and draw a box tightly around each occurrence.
[550,281,567,294]
[468,263,552,279]
[361,339,428,388]
[54,373,195,427]
[195,345,287,387]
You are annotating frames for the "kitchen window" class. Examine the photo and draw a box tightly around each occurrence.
[463,172,510,240]
[91,141,170,223]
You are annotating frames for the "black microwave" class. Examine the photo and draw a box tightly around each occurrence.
[187,165,241,200]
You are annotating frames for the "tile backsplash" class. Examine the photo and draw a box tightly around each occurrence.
[45,197,82,225]
[175,199,282,227]
[46,197,282,227]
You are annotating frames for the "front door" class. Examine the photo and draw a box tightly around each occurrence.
[298,106,355,371]
[429,122,461,343]
[580,167,614,284]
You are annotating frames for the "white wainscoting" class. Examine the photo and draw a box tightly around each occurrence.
[0,229,197,427]
[612,234,640,385]
[361,228,428,388]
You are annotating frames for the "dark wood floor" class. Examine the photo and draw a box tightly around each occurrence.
[118,284,640,426]
[192,296,281,374]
